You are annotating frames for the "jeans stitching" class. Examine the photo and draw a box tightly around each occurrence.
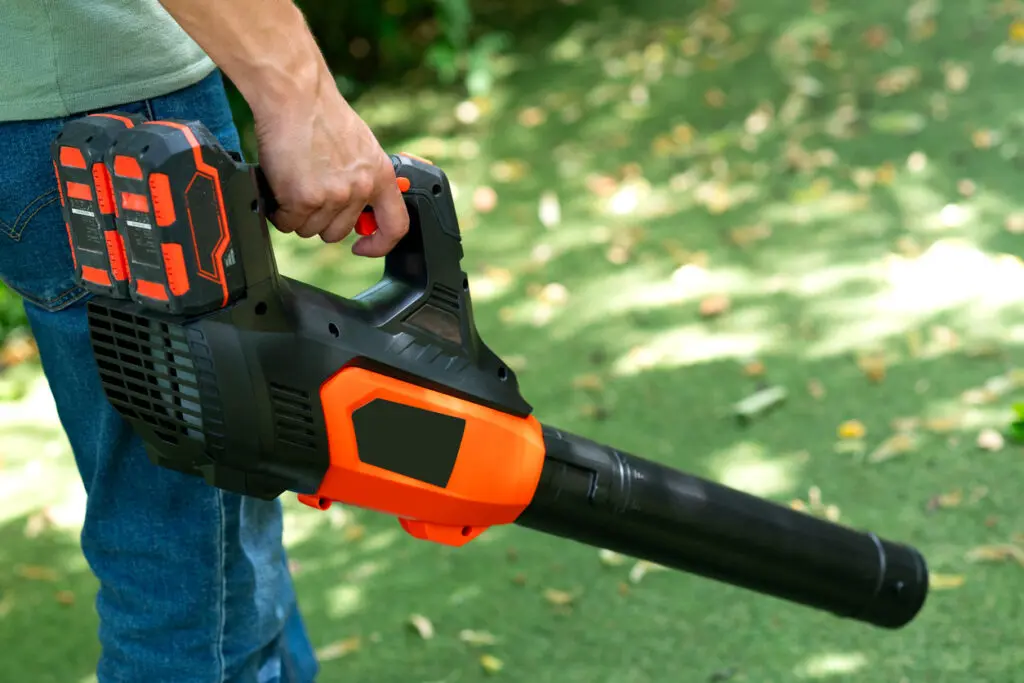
[0,189,58,241]
[0,272,87,312]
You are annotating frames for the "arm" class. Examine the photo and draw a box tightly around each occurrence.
[157,0,409,256]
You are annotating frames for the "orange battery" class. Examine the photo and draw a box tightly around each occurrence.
[51,113,147,298]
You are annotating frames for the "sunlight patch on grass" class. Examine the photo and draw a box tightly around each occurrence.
[610,322,781,376]
[794,651,868,678]
[805,239,1024,357]
[283,507,328,549]
[708,441,807,497]
[361,527,402,553]
[325,584,364,619]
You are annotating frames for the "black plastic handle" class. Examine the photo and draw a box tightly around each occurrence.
[517,425,929,629]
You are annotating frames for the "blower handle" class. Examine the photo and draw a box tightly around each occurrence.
[253,155,468,329]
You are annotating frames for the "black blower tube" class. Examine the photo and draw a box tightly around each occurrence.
[515,425,928,629]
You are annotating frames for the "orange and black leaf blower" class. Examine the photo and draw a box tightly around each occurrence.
[52,114,929,630]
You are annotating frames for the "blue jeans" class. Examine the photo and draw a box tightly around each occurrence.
[0,70,319,683]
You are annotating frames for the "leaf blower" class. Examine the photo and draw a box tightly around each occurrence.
[50,113,929,630]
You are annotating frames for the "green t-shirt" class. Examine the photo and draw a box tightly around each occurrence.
[0,0,216,122]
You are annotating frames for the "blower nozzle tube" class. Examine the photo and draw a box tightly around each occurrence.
[514,426,928,629]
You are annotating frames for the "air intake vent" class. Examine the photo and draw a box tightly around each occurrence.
[429,283,460,313]
[86,305,222,452]
[269,383,317,451]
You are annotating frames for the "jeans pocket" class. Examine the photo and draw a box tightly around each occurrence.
[0,101,151,312]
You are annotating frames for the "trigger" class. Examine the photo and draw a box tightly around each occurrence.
[355,212,377,236]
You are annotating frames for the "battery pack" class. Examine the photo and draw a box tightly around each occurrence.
[51,113,147,298]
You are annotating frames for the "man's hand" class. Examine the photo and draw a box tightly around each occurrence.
[158,0,409,256]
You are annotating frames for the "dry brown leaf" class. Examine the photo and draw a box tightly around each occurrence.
[617,582,630,596]
[930,573,966,590]
[838,420,867,440]
[55,590,75,605]
[343,525,366,542]
[0,335,38,367]
[699,294,731,318]
[927,489,963,511]
[807,379,825,399]
[704,89,726,108]
[743,360,765,377]
[966,544,1024,566]
[16,565,59,582]
[407,614,435,640]
[480,654,504,675]
[518,106,547,128]
[856,353,886,382]
[511,573,527,586]
[459,629,498,647]
[543,588,575,606]
[316,636,362,661]
[572,374,603,391]
[729,223,772,247]
[868,432,917,463]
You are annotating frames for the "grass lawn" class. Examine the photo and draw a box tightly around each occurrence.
[4,0,1024,681]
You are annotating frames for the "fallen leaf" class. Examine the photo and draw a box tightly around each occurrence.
[342,525,366,542]
[511,573,527,586]
[629,560,667,584]
[930,573,966,590]
[927,489,963,511]
[480,654,504,674]
[55,590,75,605]
[407,614,435,640]
[704,89,726,108]
[506,547,518,562]
[856,353,886,382]
[538,283,569,305]
[599,549,627,566]
[977,429,1005,452]
[838,420,867,440]
[868,432,917,463]
[543,588,575,606]
[862,25,889,49]
[807,379,825,399]
[1005,213,1024,234]
[1011,19,1024,42]
[316,636,362,661]
[699,294,731,318]
[743,360,765,377]
[572,374,604,391]
[0,334,38,367]
[538,191,561,228]
[924,416,961,433]
[734,385,787,423]
[518,106,547,127]
[16,565,58,581]
[459,629,498,647]
[966,544,1024,566]
[729,223,772,247]
[473,186,498,213]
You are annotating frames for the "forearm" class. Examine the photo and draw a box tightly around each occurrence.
[158,0,330,120]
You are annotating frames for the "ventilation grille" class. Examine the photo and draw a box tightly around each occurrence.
[269,383,317,451]
[429,283,460,313]
[87,305,223,454]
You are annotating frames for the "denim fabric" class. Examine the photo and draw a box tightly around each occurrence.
[0,70,319,683]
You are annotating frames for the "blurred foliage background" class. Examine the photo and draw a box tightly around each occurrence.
[6,0,1024,682]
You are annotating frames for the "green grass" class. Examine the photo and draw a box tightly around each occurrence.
[5,0,1024,681]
